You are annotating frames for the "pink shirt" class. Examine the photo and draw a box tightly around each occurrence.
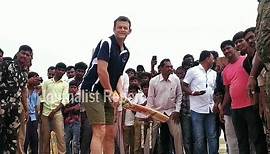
[223,56,252,109]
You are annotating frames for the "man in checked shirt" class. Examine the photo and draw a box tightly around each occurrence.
[145,58,183,154]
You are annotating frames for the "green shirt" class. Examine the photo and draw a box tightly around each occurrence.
[41,78,69,116]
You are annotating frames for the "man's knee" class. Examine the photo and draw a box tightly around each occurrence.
[92,125,106,138]
[104,125,115,139]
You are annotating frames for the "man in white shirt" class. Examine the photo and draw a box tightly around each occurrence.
[182,50,218,154]
[145,58,183,154]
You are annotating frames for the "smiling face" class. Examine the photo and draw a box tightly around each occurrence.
[222,45,237,61]
[113,21,131,40]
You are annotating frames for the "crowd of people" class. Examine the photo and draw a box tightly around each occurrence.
[0,1,270,154]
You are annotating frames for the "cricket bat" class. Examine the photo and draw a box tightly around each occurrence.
[113,91,169,123]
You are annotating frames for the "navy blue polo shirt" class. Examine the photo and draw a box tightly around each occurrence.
[81,35,130,94]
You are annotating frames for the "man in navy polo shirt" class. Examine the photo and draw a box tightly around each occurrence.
[81,16,131,154]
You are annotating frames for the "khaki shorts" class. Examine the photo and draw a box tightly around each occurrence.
[82,92,115,125]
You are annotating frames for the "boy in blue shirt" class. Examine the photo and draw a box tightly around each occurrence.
[24,71,41,154]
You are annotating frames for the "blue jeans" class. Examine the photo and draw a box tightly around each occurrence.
[191,111,218,154]
[64,121,81,154]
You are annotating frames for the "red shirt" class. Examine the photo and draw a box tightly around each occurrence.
[223,56,252,109]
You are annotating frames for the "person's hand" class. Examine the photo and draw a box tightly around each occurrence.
[218,104,225,123]
[213,94,223,104]
[48,109,56,119]
[191,90,206,96]
[110,91,121,108]
[213,103,219,114]
[247,76,257,98]
[170,112,180,124]
[22,108,29,122]
[38,113,42,124]
[151,56,157,67]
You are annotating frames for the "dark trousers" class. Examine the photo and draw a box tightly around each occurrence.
[158,122,174,154]
[232,105,268,154]
[216,113,226,153]
[24,120,38,154]
[180,112,193,154]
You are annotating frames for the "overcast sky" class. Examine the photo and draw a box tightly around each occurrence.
[0,0,258,78]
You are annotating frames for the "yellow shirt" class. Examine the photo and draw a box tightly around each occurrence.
[41,78,69,116]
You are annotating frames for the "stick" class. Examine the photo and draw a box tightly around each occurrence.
[141,121,144,148]
[149,121,153,153]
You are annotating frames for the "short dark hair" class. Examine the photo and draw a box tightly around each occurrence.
[69,80,78,87]
[199,50,211,62]
[18,45,33,55]
[244,27,256,37]
[176,66,184,71]
[128,83,139,92]
[136,65,145,72]
[55,62,66,70]
[210,50,219,59]
[28,71,39,79]
[75,62,88,71]
[159,58,171,68]
[183,54,194,60]
[114,16,131,29]
[141,81,149,89]
[232,31,244,43]
[138,72,151,79]
[126,68,136,74]
[193,60,199,66]
[66,66,75,71]
[48,66,55,71]
[181,60,190,68]
[3,57,12,61]
[220,40,235,50]
[0,48,3,55]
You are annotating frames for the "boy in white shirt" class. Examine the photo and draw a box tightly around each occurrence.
[123,84,139,154]
[132,81,149,154]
